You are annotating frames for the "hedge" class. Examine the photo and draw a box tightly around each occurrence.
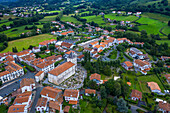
[141,105,150,110]
[20,61,35,72]
[123,52,133,61]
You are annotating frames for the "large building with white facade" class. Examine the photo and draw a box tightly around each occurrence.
[48,61,75,85]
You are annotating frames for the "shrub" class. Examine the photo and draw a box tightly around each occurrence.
[20,61,35,72]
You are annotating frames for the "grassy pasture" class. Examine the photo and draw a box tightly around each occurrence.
[162,25,170,35]
[0,21,13,27]
[1,34,56,53]
[105,14,138,21]
[156,40,170,46]
[142,12,170,23]
[61,15,82,24]
[39,15,57,22]
[81,15,106,25]
[136,17,166,35]
[0,25,32,38]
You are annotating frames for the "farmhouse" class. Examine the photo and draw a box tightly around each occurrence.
[131,90,142,101]
[60,31,74,36]
[61,42,74,49]
[147,82,161,93]
[48,61,75,85]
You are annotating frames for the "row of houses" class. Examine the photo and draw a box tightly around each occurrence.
[8,78,35,113]
[122,59,151,75]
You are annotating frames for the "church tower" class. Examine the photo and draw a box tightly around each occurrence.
[67,52,77,67]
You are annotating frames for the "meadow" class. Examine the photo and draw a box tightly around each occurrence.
[136,17,166,35]
[61,15,82,24]
[142,12,170,23]
[39,15,57,22]
[1,34,56,53]
[105,14,138,21]
[162,25,170,35]
[156,40,170,46]
[81,15,106,25]
[0,25,32,38]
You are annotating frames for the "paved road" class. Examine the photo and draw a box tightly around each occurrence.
[30,86,43,113]
[0,70,35,97]
[130,104,148,113]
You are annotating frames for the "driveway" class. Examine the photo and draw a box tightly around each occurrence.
[130,104,148,113]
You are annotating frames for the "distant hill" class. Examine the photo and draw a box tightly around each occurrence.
[0,0,18,2]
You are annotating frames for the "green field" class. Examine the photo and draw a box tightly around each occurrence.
[39,15,57,22]
[0,25,32,38]
[79,11,90,15]
[61,15,82,24]
[142,12,170,23]
[138,75,165,93]
[156,40,170,46]
[0,15,17,20]
[39,10,60,14]
[105,14,138,21]
[81,15,106,25]
[0,21,13,27]
[162,26,170,35]
[137,17,166,35]
[1,34,56,53]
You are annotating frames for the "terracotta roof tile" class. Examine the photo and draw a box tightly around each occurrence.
[147,82,161,91]
[36,97,48,107]
[69,100,77,105]
[49,101,61,110]
[85,89,96,94]
[131,90,142,99]
[48,62,75,77]
[8,105,26,113]
[35,71,44,76]
[63,89,79,98]
[40,86,62,99]
[64,106,70,113]
[90,73,101,81]
[20,78,35,88]
[158,101,170,111]
[0,71,10,77]
[124,61,133,67]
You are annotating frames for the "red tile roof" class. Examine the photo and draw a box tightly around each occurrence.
[48,62,75,77]
[35,71,44,76]
[90,73,101,81]
[63,89,79,98]
[64,106,70,113]
[158,101,170,112]
[147,82,161,91]
[69,100,78,105]
[131,90,142,99]
[124,61,133,67]
[85,89,96,94]
[8,105,26,113]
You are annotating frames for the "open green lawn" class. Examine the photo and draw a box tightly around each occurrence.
[162,25,170,35]
[142,12,170,23]
[137,17,166,35]
[122,72,142,92]
[39,15,57,22]
[138,75,165,93]
[79,11,90,15]
[105,14,138,21]
[61,15,82,24]
[39,10,60,14]
[109,50,117,59]
[81,15,106,25]
[1,34,56,53]
[156,40,170,46]
[0,25,32,38]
